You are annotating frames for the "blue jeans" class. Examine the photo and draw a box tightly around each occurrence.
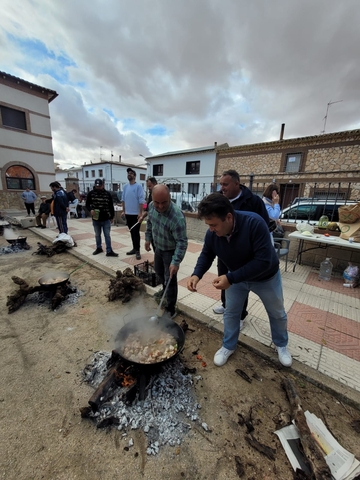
[93,219,112,253]
[154,249,177,314]
[223,270,288,350]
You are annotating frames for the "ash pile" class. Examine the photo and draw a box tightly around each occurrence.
[81,351,205,455]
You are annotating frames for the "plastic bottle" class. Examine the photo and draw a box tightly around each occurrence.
[319,258,333,281]
[318,215,329,229]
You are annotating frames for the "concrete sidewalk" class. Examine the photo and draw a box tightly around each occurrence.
[3,211,360,403]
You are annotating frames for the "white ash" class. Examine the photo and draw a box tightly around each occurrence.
[83,351,205,455]
[0,245,28,255]
[24,288,83,309]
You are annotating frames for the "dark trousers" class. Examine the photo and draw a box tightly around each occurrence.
[24,202,35,215]
[125,214,141,251]
[217,258,248,320]
[55,213,68,234]
[155,248,177,314]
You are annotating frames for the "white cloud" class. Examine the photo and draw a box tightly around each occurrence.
[1,0,360,168]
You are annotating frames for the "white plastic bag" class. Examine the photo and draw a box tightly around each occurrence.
[52,233,75,248]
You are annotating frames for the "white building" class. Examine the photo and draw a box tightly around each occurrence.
[80,161,147,195]
[0,71,58,209]
[143,143,228,209]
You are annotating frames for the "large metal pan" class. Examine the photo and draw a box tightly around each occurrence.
[6,236,27,245]
[38,271,69,289]
[115,316,185,367]
[38,262,88,289]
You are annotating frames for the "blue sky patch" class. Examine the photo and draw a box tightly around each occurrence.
[7,34,78,85]
[145,124,167,136]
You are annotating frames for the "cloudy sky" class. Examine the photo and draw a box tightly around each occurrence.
[1,0,359,168]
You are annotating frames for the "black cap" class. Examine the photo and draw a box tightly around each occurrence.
[94,179,103,186]
[127,168,136,175]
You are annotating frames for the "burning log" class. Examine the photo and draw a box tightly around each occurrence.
[32,241,75,257]
[108,268,145,303]
[7,276,42,313]
[282,378,332,480]
[7,276,76,313]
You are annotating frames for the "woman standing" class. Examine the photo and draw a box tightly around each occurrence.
[21,187,37,216]
[262,184,284,238]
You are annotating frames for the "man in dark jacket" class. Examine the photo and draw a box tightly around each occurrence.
[213,170,269,329]
[187,193,291,368]
[86,179,118,257]
[49,182,69,234]
[35,196,51,229]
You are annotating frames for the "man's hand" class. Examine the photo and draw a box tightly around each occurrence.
[145,241,151,252]
[212,275,230,290]
[187,275,200,292]
[169,264,179,279]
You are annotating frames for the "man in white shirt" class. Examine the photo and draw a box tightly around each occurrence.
[121,168,145,260]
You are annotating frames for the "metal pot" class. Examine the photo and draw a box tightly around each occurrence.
[38,271,70,289]
[115,316,185,367]
[6,236,27,245]
[38,262,88,289]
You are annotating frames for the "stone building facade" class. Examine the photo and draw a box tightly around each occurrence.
[215,128,360,207]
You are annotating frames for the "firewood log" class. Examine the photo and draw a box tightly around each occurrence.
[282,378,332,480]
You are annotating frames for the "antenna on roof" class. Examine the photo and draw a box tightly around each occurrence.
[321,100,342,134]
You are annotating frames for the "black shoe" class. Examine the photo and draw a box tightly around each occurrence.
[135,251,141,260]
[41,226,46,229]
[126,249,136,255]
[106,250,119,257]
[93,248,103,255]
[36,225,42,228]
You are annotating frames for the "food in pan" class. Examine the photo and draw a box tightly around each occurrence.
[121,331,178,364]
[40,277,67,285]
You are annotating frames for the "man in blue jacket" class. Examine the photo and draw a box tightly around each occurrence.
[187,193,292,368]
[49,182,69,234]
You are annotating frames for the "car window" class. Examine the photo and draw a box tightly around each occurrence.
[283,205,317,220]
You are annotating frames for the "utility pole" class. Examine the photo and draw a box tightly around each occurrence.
[321,100,342,134]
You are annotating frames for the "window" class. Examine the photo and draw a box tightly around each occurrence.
[98,169,103,177]
[85,171,89,178]
[285,153,302,173]
[91,170,95,178]
[5,165,35,190]
[0,106,27,130]
[188,183,199,195]
[153,164,163,176]
[186,161,200,175]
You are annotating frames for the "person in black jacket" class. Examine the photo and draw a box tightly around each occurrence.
[213,170,269,328]
[35,196,51,229]
[86,179,118,257]
[49,182,69,234]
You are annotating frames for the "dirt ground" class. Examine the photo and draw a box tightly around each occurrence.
[1,229,360,480]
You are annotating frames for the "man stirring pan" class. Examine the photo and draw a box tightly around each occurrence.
[144,184,188,318]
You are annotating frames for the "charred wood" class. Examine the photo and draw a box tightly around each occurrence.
[282,378,332,480]
[108,268,145,303]
[245,435,276,460]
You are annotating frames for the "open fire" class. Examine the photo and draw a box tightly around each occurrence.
[81,349,205,455]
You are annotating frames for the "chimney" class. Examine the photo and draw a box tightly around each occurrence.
[280,123,285,140]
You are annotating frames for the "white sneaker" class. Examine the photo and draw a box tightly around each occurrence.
[214,346,235,366]
[277,346,292,367]
[240,320,244,331]
[213,305,225,314]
